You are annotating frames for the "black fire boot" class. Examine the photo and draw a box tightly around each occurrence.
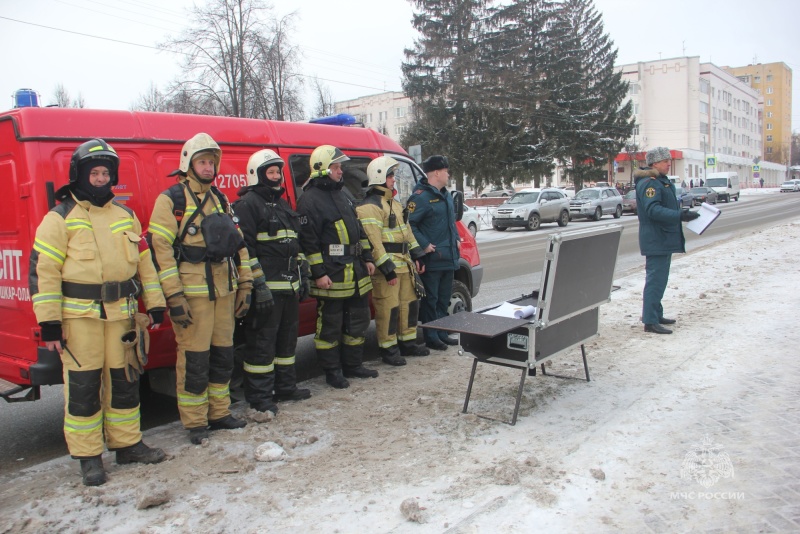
[208,414,247,431]
[250,399,279,414]
[80,456,107,487]
[659,317,677,325]
[398,341,430,357]
[343,365,379,379]
[380,347,407,367]
[439,333,459,346]
[325,369,350,389]
[188,427,210,445]
[116,441,166,465]
[273,388,312,402]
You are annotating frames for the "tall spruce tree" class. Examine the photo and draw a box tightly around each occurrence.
[401,0,490,192]
[540,0,632,188]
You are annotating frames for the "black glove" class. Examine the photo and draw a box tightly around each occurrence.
[147,308,165,326]
[298,276,310,301]
[39,322,62,342]
[680,210,700,222]
[253,279,274,315]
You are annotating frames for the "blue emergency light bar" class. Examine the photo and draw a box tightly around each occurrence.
[309,113,357,126]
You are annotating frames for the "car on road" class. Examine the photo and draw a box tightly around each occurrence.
[569,186,623,221]
[780,180,800,193]
[673,186,694,208]
[491,188,571,231]
[622,190,637,214]
[480,186,515,198]
[461,203,482,237]
[689,187,718,205]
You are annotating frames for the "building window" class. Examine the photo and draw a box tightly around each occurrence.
[632,125,639,136]
[394,125,406,136]
[754,76,761,83]
[766,87,773,94]
[633,103,640,114]
[767,135,773,142]
[767,111,773,118]
[395,107,406,118]
[766,99,772,106]
[628,83,640,95]
[766,74,773,82]
[700,101,709,114]
[378,111,387,121]
[767,123,773,130]
[767,147,773,154]
[700,79,710,94]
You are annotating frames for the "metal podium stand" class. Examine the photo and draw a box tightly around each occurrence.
[424,225,623,425]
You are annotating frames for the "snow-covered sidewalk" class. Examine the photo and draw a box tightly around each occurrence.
[2,218,799,533]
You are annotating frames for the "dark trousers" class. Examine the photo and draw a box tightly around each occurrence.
[314,295,370,370]
[642,254,672,324]
[419,269,454,343]
[243,293,300,405]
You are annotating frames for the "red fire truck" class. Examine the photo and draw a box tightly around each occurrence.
[0,107,482,402]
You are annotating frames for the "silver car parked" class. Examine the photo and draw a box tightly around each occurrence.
[492,188,571,231]
[569,186,623,221]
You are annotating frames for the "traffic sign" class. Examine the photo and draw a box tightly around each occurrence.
[706,156,716,167]
[753,165,760,172]
[753,172,760,178]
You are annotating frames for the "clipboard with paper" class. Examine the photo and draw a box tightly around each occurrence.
[686,202,721,235]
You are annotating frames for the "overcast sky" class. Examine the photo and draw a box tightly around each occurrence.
[2,0,798,131]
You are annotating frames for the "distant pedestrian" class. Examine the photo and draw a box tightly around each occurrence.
[700,179,704,187]
[690,179,694,188]
[760,178,764,188]
[634,147,699,335]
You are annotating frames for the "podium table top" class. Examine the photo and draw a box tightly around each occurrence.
[422,311,530,337]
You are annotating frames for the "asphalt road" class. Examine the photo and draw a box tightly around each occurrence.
[2,193,798,476]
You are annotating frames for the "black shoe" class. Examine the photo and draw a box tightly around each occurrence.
[116,441,166,465]
[80,456,106,487]
[425,339,448,351]
[644,323,672,334]
[208,414,247,431]
[325,369,350,389]
[274,388,312,402]
[250,400,279,414]
[659,317,676,325]
[399,343,430,357]
[188,427,209,445]
[343,366,379,379]
[382,353,407,366]
[439,334,459,346]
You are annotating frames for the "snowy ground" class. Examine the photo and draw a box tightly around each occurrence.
[2,189,799,533]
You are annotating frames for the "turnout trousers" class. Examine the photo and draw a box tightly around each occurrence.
[60,317,141,458]
[243,293,300,405]
[419,269,454,343]
[173,293,235,429]
[642,254,672,324]
[314,295,370,371]
[371,271,419,349]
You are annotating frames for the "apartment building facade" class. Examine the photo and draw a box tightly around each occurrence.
[723,62,793,165]
[334,91,411,144]
[616,56,785,187]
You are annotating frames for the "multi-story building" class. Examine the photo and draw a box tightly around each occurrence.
[723,62,793,165]
[615,56,785,187]
[334,91,411,144]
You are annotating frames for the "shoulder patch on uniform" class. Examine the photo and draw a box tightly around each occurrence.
[645,187,656,198]
[407,201,416,213]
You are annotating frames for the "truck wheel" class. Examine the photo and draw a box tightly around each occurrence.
[593,207,603,221]
[468,222,478,237]
[449,279,472,315]
[557,210,569,227]
[734,195,739,201]
[526,213,540,231]
[613,205,622,219]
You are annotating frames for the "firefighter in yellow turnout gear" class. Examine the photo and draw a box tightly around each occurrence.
[148,133,253,444]
[29,139,166,486]
[357,157,430,366]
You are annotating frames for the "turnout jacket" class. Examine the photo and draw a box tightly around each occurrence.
[634,168,686,256]
[234,184,304,294]
[356,185,424,280]
[406,177,460,271]
[30,191,165,324]
[296,175,374,299]
[148,177,253,300]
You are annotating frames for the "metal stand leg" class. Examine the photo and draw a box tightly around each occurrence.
[540,344,591,382]
[510,367,527,426]
[462,358,479,414]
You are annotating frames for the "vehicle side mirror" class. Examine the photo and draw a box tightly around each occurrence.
[451,190,465,221]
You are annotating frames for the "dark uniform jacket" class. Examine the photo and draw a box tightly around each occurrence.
[407,177,460,272]
[297,176,374,299]
[635,168,686,256]
[234,184,303,294]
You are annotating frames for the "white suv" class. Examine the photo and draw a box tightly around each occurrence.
[491,188,571,231]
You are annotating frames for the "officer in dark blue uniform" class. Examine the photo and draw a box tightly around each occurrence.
[634,147,699,334]
[407,155,461,350]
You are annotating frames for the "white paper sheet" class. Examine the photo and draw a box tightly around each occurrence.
[686,202,721,235]
[482,302,537,319]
